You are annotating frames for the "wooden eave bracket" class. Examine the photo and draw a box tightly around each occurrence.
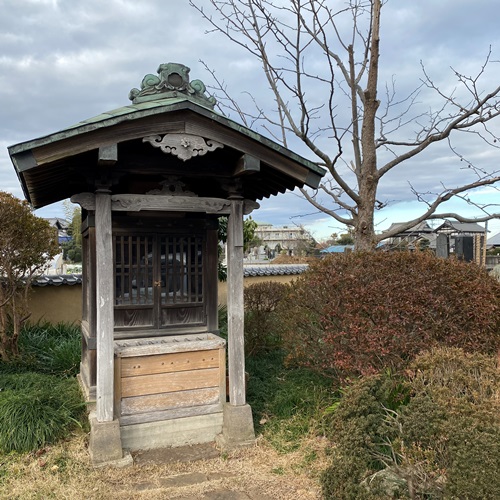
[98,144,118,166]
[305,170,323,189]
[234,154,260,177]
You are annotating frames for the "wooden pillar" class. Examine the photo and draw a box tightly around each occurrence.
[95,191,114,422]
[205,227,219,333]
[227,198,246,406]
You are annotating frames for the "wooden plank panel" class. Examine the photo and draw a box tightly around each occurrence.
[120,349,219,377]
[121,367,219,398]
[121,387,220,415]
[120,403,222,426]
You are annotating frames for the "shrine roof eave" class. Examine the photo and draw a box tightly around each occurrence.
[9,97,326,208]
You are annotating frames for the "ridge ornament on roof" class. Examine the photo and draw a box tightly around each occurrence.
[128,62,217,109]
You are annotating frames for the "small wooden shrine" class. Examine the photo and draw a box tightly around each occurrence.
[9,62,325,463]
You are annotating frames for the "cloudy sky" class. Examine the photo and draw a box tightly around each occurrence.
[1,0,500,240]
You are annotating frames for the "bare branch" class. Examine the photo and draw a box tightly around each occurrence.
[192,0,500,250]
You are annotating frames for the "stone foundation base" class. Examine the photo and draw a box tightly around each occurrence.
[121,412,223,451]
[88,411,127,465]
[216,403,255,450]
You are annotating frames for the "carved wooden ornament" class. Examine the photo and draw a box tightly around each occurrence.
[143,133,223,162]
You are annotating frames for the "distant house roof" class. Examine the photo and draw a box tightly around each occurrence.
[320,245,355,254]
[434,221,485,234]
[383,221,434,236]
[487,232,500,247]
[46,218,69,230]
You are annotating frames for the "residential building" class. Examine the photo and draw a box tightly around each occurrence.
[45,217,71,244]
[380,221,436,250]
[249,223,314,260]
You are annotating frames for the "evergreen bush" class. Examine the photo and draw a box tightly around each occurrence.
[321,372,410,499]
[17,322,81,376]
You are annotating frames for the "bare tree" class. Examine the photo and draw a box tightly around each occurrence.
[191,0,500,250]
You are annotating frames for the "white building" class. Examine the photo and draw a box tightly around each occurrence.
[250,223,314,260]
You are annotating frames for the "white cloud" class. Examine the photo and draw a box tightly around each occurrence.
[1,0,500,233]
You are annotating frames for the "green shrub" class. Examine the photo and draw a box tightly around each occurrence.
[0,372,86,452]
[277,251,500,378]
[321,348,500,499]
[401,347,500,499]
[244,282,290,356]
[321,372,409,499]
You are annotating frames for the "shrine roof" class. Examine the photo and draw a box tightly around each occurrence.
[8,62,326,208]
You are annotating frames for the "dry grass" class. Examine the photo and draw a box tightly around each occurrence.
[0,430,327,499]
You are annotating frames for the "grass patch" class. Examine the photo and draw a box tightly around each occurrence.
[0,321,81,377]
[0,322,86,453]
[246,350,335,454]
[0,372,86,453]
[18,322,81,376]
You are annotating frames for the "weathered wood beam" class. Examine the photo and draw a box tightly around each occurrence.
[71,193,259,215]
[205,228,219,333]
[226,198,246,406]
[95,191,115,422]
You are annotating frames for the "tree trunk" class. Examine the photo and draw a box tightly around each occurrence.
[355,184,377,251]
[354,0,381,252]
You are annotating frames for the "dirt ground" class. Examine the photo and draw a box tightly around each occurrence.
[0,431,327,499]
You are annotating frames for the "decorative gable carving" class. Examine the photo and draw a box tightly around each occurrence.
[143,133,224,162]
[146,177,197,197]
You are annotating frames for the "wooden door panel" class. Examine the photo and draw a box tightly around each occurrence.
[114,234,155,328]
[114,229,207,332]
[114,308,154,328]
[161,306,205,327]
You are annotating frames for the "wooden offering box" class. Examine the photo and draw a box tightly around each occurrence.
[114,333,226,426]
